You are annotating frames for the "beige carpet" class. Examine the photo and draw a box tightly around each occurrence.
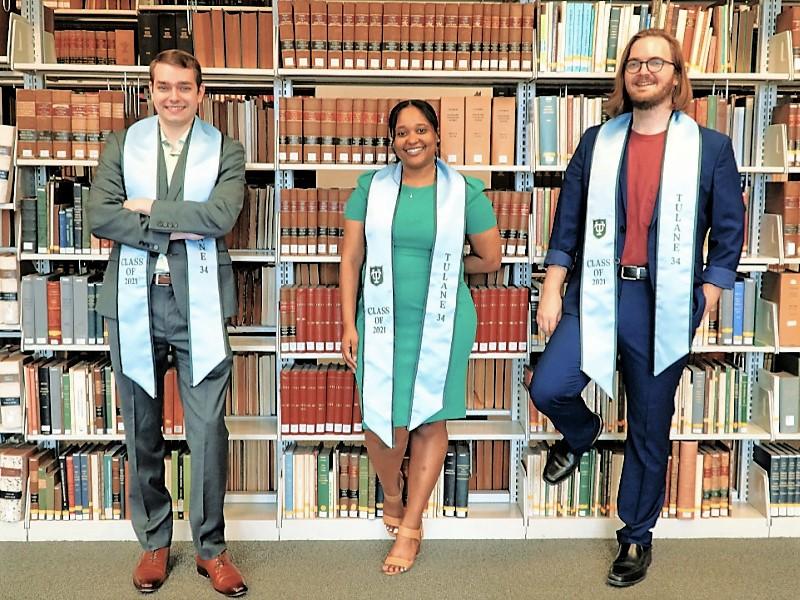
[3,538,799,600]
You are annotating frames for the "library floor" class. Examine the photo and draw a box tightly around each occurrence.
[3,538,799,599]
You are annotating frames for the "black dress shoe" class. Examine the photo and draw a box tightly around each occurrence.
[606,543,652,588]
[543,414,603,485]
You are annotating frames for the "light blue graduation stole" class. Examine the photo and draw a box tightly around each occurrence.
[581,111,700,398]
[118,115,226,398]
[362,159,466,447]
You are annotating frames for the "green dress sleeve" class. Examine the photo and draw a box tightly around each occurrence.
[344,171,377,222]
[464,176,497,235]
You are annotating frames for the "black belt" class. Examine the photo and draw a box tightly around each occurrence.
[618,265,648,281]
[153,273,172,286]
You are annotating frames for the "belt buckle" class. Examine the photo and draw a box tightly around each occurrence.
[154,273,171,286]
[619,266,635,281]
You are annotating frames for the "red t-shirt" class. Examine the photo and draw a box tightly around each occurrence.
[621,129,667,266]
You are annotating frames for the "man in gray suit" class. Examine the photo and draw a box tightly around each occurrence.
[89,50,247,597]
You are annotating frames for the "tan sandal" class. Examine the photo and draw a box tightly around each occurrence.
[382,524,422,575]
[382,476,404,536]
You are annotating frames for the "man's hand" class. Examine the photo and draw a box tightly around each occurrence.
[169,232,204,241]
[123,198,154,215]
[536,288,563,338]
[702,283,723,318]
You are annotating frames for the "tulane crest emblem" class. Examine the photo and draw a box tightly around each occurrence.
[369,266,384,286]
[592,219,607,239]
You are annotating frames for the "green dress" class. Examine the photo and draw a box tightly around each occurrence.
[345,171,497,429]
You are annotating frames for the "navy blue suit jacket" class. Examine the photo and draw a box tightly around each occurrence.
[545,117,745,328]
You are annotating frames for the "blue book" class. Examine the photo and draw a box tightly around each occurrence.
[80,447,90,519]
[58,208,68,252]
[284,442,294,519]
[733,279,745,345]
[584,4,596,73]
[72,446,83,520]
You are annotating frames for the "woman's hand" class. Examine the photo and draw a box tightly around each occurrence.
[342,325,359,372]
[536,288,563,337]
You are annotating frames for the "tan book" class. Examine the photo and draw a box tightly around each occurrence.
[311,0,328,69]
[676,441,699,519]
[258,11,273,69]
[354,2,369,69]
[433,3,445,70]
[50,90,72,160]
[114,29,135,66]
[399,2,410,69]
[521,3,534,71]
[111,90,125,134]
[443,3,458,70]
[277,0,295,68]
[223,13,242,68]
[320,98,337,164]
[351,98,364,163]
[192,10,214,69]
[96,30,108,65]
[98,90,113,149]
[316,188,329,254]
[209,9,226,68]
[240,12,258,69]
[70,92,87,160]
[503,358,513,410]
[473,359,486,410]
[762,271,800,346]
[363,98,378,164]
[302,97,321,163]
[16,89,36,159]
[342,2,356,68]
[295,189,309,254]
[376,98,389,163]
[422,3,435,70]
[108,31,117,65]
[336,98,353,163]
[84,92,101,159]
[465,95,491,165]
[284,96,304,164]
[35,90,53,159]
[382,3,401,70]
[267,105,276,164]
[327,1,343,69]
[456,3,472,71]
[440,96,465,165]
[409,3,425,70]
[498,2,510,70]
[368,2,383,70]
[294,0,311,68]
[491,97,516,165]
[470,3,484,70]
[508,3,522,70]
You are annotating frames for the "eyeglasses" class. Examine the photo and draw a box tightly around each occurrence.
[624,57,675,74]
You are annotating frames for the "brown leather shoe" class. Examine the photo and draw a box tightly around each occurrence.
[196,550,248,597]
[132,547,170,593]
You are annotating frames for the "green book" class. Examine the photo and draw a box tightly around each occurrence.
[62,370,71,435]
[36,185,47,253]
[367,457,376,519]
[318,444,330,518]
[171,447,180,518]
[577,452,591,516]
[358,447,369,518]
[183,450,191,520]
[537,96,558,166]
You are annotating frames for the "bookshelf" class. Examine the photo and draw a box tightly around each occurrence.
[2,0,800,543]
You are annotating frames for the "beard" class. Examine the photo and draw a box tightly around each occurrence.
[628,77,675,110]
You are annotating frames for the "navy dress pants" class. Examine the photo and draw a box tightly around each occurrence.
[529,278,695,545]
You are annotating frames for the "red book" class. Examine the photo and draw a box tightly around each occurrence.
[487,286,499,352]
[315,367,326,433]
[342,368,354,434]
[334,285,343,351]
[516,286,529,352]
[323,286,335,351]
[66,454,76,519]
[163,368,175,434]
[309,286,322,351]
[470,287,481,352]
[296,286,308,352]
[280,368,290,434]
[497,287,510,352]
[47,279,62,344]
[296,366,308,434]
[324,366,336,432]
[350,371,362,433]
[173,372,184,435]
[333,367,344,433]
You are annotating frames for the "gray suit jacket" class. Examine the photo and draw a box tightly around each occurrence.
[88,124,246,321]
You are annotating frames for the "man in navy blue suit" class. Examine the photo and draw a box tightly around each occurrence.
[526,29,744,587]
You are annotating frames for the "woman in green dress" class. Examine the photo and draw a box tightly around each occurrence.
[340,99,501,575]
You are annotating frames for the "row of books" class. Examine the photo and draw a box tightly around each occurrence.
[16,89,127,160]
[759,358,800,436]
[485,191,530,258]
[138,10,274,70]
[673,359,750,436]
[228,353,276,418]
[534,93,758,169]
[525,440,734,519]
[277,1,534,72]
[231,265,276,328]
[279,364,362,435]
[197,95,275,165]
[0,125,12,205]
[754,441,800,517]
[529,378,627,435]
[20,180,110,255]
[470,285,529,353]
[0,439,274,524]
[278,285,342,353]
[0,255,19,327]
[530,186,559,258]
[279,187,349,257]
[54,28,136,66]
[692,277,757,348]
[20,272,105,347]
[537,2,756,74]
[280,95,516,167]
[466,359,513,412]
[225,185,277,253]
